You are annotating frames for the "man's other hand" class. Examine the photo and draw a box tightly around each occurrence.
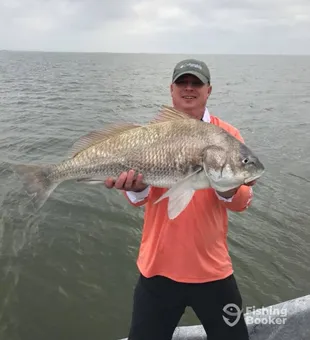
[104,170,148,192]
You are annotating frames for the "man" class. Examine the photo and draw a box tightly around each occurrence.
[105,59,255,340]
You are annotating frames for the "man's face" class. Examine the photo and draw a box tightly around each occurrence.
[170,74,212,118]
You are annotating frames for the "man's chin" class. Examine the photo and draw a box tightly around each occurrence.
[181,99,197,108]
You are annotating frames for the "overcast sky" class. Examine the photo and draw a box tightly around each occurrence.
[1,0,309,54]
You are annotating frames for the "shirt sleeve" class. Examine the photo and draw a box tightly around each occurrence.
[123,186,150,207]
[215,128,254,212]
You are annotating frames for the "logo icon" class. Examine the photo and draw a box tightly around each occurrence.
[222,303,242,327]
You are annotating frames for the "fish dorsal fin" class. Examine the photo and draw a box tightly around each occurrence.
[149,105,193,124]
[69,123,141,158]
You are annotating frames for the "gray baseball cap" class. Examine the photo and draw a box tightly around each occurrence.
[172,59,211,84]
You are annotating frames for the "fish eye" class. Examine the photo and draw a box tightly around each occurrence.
[242,158,249,164]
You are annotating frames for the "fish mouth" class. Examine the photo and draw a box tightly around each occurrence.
[244,171,265,184]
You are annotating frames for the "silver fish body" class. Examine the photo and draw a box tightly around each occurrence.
[13,106,265,219]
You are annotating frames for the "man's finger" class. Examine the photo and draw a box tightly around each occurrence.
[104,178,115,188]
[136,174,143,185]
[134,173,144,188]
[124,170,135,190]
[114,172,128,189]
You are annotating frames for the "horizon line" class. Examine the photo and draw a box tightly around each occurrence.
[1,49,309,56]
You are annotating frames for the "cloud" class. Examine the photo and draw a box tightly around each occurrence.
[0,0,309,54]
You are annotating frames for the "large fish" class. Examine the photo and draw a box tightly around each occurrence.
[13,106,265,219]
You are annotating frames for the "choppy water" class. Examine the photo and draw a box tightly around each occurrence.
[0,51,310,340]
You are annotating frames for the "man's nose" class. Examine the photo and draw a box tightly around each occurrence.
[184,82,194,89]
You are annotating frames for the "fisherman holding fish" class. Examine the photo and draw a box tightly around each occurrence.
[105,59,261,340]
[14,59,264,340]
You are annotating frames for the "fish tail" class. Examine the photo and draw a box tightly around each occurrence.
[12,163,59,210]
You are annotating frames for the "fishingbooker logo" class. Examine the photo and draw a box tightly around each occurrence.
[222,303,288,326]
[222,303,242,327]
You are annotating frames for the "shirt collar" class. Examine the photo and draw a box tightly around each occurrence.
[202,106,211,122]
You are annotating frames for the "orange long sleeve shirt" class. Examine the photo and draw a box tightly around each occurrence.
[123,113,253,283]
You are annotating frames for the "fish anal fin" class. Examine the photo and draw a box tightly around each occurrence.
[69,123,141,158]
[149,105,194,124]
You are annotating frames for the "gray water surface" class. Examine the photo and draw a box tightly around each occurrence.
[0,51,310,340]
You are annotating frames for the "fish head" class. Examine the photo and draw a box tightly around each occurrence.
[237,143,265,184]
[202,141,265,192]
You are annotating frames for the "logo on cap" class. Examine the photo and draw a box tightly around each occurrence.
[179,63,202,70]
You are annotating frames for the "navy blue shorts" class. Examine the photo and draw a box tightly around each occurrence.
[127,273,249,340]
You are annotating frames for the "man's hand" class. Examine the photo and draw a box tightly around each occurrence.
[216,180,257,199]
[104,170,148,192]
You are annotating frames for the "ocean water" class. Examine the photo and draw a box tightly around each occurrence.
[0,51,310,340]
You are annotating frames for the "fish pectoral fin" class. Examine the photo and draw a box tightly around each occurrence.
[69,123,142,158]
[167,188,195,219]
[148,105,194,124]
[154,185,195,220]
[154,171,200,219]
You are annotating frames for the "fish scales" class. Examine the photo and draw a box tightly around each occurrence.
[43,120,222,186]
